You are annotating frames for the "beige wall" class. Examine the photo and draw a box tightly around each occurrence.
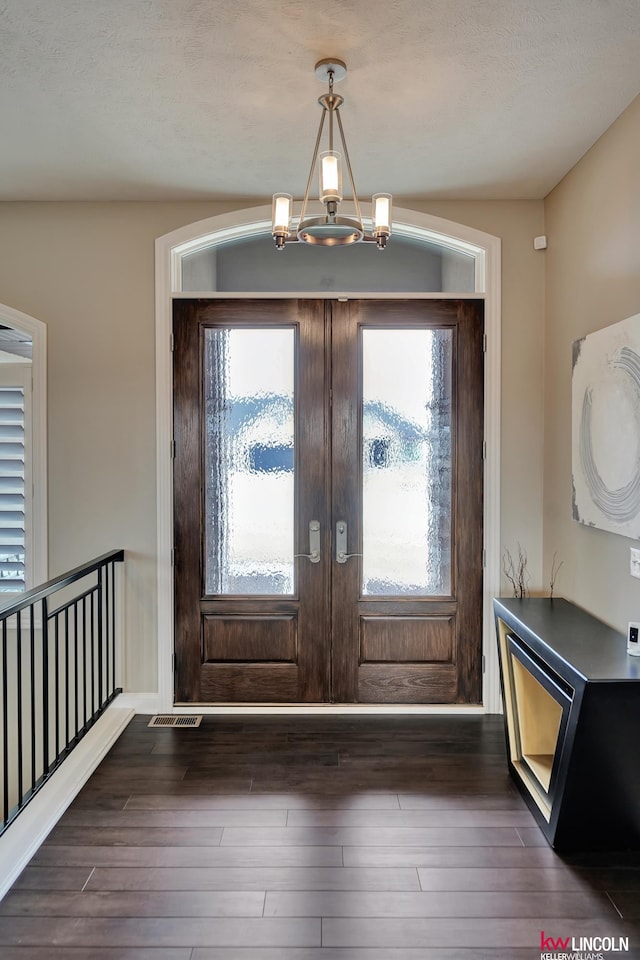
[0,198,544,694]
[544,94,640,629]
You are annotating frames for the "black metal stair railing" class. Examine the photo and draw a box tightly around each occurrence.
[0,550,125,836]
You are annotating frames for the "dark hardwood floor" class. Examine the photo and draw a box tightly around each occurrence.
[1,713,640,958]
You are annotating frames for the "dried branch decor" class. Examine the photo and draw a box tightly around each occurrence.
[502,544,530,598]
[549,551,563,599]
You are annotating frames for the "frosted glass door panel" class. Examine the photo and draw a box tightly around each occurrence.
[203,327,295,595]
[362,328,452,596]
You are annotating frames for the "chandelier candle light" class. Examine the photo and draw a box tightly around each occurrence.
[272,58,392,250]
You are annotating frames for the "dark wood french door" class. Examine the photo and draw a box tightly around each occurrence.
[173,298,484,704]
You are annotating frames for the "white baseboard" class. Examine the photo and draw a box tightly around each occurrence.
[108,691,495,717]
[0,704,134,902]
[116,691,162,714]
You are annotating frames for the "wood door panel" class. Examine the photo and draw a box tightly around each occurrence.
[360,616,454,663]
[331,299,484,705]
[173,299,329,704]
[203,615,297,663]
[358,663,458,703]
[199,664,299,702]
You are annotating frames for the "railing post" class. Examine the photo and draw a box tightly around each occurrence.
[30,606,36,796]
[73,603,79,743]
[64,606,70,751]
[105,562,111,696]
[42,597,49,780]
[89,591,95,718]
[16,612,23,809]
[53,610,60,764]
[97,565,104,705]
[2,619,8,829]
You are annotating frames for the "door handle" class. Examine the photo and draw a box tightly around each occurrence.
[336,521,362,563]
[295,520,321,563]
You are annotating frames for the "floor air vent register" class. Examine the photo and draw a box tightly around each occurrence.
[147,716,202,728]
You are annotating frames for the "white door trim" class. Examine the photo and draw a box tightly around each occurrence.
[155,204,502,713]
[0,303,48,589]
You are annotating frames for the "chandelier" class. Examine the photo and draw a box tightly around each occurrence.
[271,58,392,250]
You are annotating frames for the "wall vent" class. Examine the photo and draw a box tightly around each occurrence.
[148,715,202,728]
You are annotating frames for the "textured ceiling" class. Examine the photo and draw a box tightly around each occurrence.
[1,0,640,201]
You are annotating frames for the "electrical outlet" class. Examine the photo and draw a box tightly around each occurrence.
[631,548,640,579]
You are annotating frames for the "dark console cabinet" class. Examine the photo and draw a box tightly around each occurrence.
[494,597,640,851]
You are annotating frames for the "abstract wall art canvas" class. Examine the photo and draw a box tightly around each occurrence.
[572,313,640,538]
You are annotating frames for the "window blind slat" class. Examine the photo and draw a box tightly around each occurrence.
[0,442,26,457]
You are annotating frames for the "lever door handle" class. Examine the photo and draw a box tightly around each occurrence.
[336,521,362,563]
[295,520,321,563]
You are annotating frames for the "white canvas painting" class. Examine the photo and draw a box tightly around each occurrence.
[572,313,640,538]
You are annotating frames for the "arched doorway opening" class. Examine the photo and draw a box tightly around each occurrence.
[155,205,501,712]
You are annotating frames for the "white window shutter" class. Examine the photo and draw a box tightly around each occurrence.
[0,387,25,591]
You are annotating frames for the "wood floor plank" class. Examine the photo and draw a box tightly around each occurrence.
[0,949,192,960]
[415,866,599,892]
[343,845,563,868]
[84,867,421,892]
[124,793,402,810]
[182,753,340,769]
[264,888,618,918]
[67,795,130,811]
[89,764,188,780]
[73,778,253,795]
[44,826,224,847]
[12,868,95,892]
[0,890,266,918]
[219,826,523,847]
[397,792,522,810]
[336,755,508,771]
[0,916,322,948]
[285,808,535,827]
[61,808,289,827]
[33,845,343,868]
[250,776,514,794]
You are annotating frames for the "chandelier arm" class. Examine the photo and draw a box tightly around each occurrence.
[335,108,363,227]
[298,108,327,226]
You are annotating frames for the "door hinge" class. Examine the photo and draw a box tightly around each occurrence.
[482,548,486,568]
[482,440,487,460]
[170,332,175,352]
[172,653,176,673]
[171,547,176,566]
[170,439,176,459]
[482,655,486,674]
[483,333,487,353]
